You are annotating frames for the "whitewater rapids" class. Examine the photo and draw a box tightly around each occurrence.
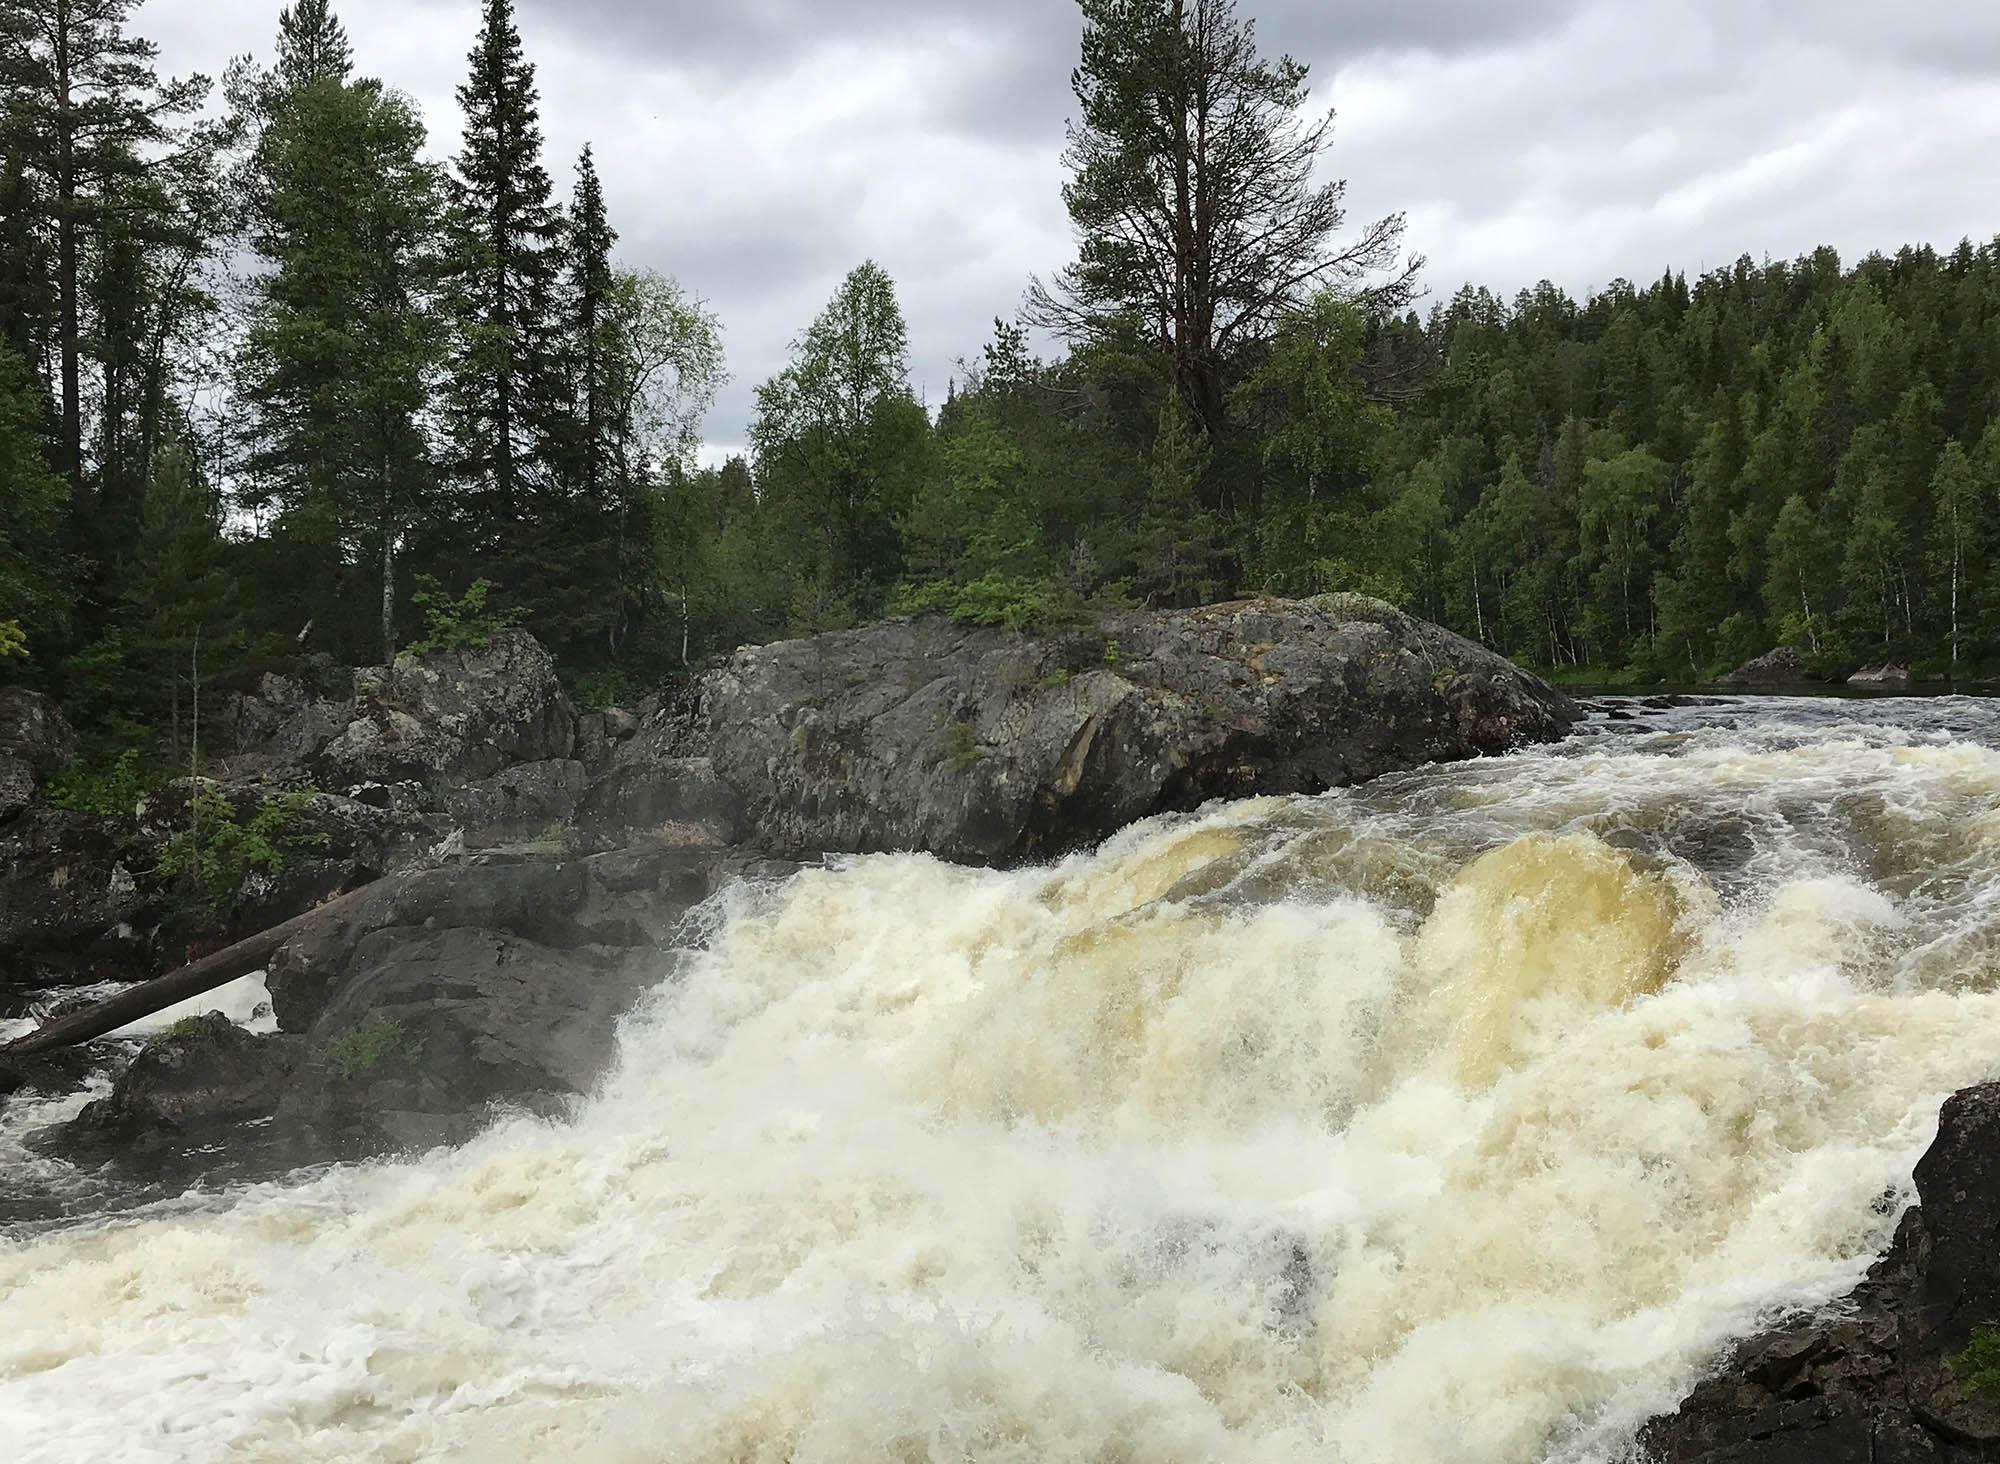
[6,695,2000,1463]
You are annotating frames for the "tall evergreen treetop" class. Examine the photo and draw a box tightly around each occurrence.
[274,0,350,92]
[559,142,616,501]
[445,0,563,522]
[0,0,204,486]
[1029,0,1418,479]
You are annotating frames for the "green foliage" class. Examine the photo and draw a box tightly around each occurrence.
[939,715,979,770]
[235,68,444,665]
[407,576,520,654]
[155,785,327,922]
[0,338,74,648]
[43,747,164,823]
[1955,1327,2000,1400]
[321,1014,422,1079]
[752,261,931,614]
[562,664,636,713]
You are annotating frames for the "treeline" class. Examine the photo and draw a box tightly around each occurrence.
[1366,247,2000,680]
[4,0,2000,802]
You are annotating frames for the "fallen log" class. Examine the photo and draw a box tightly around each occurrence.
[2,884,375,1056]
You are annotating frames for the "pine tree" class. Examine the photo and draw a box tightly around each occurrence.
[443,0,563,530]
[120,433,243,764]
[272,0,350,92]
[1027,0,1416,505]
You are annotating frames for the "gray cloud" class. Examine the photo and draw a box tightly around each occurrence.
[136,0,2000,454]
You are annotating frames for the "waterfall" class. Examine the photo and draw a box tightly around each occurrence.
[6,696,2000,1463]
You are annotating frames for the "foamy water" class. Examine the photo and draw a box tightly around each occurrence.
[5,696,2000,1463]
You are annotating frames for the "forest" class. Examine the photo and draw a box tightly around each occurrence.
[4,0,2000,801]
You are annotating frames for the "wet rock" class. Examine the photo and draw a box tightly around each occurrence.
[0,1047,99,1106]
[0,687,77,823]
[23,845,786,1177]
[1641,1082,2000,1462]
[275,927,654,1158]
[1718,646,1807,687]
[38,1013,307,1174]
[689,595,1580,864]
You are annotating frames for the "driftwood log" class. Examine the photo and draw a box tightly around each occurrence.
[2,885,375,1056]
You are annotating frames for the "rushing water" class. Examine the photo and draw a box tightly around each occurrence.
[6,695,2000,1463]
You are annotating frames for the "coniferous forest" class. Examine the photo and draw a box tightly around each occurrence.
[4,0,2000,795]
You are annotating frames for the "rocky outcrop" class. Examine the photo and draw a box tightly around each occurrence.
[218,664,356,779]
[0,687,77,823]
[1851,663,1914,689]
[0,805,152,986]
[1719,646,1808,687]
[32,846,788,1179]
[8,600,1582,1190]
[319,628,576,791]
[690,595,1580,864]
[1642,1083,2000,1462]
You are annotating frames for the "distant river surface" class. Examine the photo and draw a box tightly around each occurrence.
[5,694,2000,1463]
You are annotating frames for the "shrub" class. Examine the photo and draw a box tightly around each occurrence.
[407,577,520,655]
[562,664,636,713]
[44,746,164,823]
[156,785,327,921]
[1955,1326,2000,1398]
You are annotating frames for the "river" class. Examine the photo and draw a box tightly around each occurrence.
[4,693,2000,1462]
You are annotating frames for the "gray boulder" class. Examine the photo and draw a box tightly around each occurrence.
[577,756,744,846]
[0,805,151,986]
[319,628,576,792]
[690,595,1579,864]
[1718,646,1807,686]
[1849,663,1913,688]
[219,668,356,779]
[444,758,588,841]
[31,845,788,1178]
[50,1014,307,1171]
[0,686,77,822]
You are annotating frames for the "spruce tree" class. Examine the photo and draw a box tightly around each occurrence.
[0,335,70,656]
[559,143,617,504]
[235,71,444,664]
[443,0,563,530]
[273,0,350,92]
[0,0,203,488]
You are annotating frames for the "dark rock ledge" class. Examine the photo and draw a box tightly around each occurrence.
[1642,1083,2000,1463]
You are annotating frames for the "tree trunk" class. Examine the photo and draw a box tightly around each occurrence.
[2,884,375,1056]
[380,529,397,664]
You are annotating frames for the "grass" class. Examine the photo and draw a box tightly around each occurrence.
[321,1015,422,1079]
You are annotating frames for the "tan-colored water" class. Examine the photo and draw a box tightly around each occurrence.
[5,697,2000,1463]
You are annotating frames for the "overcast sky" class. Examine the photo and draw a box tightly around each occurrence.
[138,0,2000,459]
